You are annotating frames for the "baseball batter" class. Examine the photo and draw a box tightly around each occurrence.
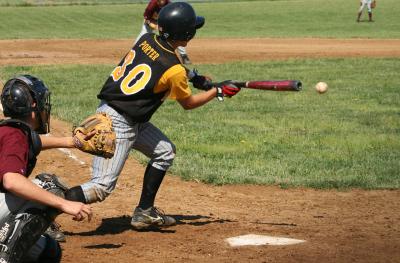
[357,0,374,22]
[0,75,92,262]
[135,0,193,65]
[65,2,241,230]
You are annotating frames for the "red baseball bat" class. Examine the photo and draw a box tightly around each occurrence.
[232,80,302,91]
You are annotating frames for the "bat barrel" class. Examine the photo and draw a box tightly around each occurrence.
[246,80,302,91]
[210,80,303,91]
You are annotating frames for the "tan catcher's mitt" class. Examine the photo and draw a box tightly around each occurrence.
[73,112,116,158]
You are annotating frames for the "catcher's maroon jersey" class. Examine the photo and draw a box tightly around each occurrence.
[98,33,190,123]
[0,126,29,181]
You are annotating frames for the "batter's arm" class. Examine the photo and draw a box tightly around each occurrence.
[178,88,217,110]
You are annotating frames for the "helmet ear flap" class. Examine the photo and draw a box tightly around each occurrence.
[195,16,205,29]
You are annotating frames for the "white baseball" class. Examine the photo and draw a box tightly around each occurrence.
[315,82,328,94]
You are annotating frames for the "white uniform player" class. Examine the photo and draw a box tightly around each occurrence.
[357,0,374,22]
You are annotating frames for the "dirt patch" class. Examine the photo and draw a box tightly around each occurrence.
[30,117,399,263]
[1,38,400,66]
[2,38,400,262]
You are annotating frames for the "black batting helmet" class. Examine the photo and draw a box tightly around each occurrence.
[1,75,51,134]
[158,2,205,41]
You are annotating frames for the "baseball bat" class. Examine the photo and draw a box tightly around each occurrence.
[232,80,302,91]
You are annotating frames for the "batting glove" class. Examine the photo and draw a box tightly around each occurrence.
[215,80,241,101]
[188,69,213,91]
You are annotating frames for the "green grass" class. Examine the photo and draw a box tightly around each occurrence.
[1,57,399,189]
[0,0,399,39]
[0,0,247,6]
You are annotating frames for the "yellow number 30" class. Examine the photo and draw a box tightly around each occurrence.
[111,50,152,95]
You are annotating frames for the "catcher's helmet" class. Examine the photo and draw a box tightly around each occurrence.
[158,2,205,41]
[1,75,51,134]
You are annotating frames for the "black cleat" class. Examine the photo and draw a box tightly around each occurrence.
[131,207,176,230]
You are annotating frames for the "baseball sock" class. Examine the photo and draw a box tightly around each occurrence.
[138,164,166,210]
[65,186,87,204]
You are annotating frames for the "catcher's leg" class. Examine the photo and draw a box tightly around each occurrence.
[0,208,61,263]
[79,103,136,203]
[34,234,62,263]
[0,173,66,263]
[16,234,61,263]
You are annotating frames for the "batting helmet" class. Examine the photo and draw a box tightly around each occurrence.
[158,2,205,41]
[1,75,51,134]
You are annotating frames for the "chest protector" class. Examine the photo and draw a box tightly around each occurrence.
[0,119,42,176]
[98,33,181,123]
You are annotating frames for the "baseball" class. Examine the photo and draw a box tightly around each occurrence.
[315,82,328,94]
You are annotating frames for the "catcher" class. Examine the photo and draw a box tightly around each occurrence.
[64,2,241,230]
[0,75,98,262]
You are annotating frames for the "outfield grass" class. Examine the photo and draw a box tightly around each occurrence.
[0,0,399,39]
[0,0,242,6]
[1,58,399,189]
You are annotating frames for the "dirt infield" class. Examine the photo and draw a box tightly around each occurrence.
[3,38,400,262]
[1,38,400,65]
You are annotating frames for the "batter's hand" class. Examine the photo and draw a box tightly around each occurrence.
[188,69,213,91]
[216,80,241,98]
[61,200,92,222]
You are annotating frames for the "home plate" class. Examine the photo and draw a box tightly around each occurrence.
[226,234,305,247]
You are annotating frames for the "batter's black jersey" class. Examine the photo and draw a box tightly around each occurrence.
[98,33,182,123]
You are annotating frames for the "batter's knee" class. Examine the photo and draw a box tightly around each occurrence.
[151,141,176,171]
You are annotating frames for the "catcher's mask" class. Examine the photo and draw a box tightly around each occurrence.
[1,75,51,134]
[158,2,205,41]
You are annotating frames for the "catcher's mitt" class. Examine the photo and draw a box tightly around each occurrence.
[371,0,376,8]
[73,112,116,158]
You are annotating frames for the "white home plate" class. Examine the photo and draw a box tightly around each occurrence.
[226,234,305,247]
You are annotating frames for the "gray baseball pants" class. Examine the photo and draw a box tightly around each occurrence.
[0,178,53,261]
[80,102,176,204]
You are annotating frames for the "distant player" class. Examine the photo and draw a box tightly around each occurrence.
[0,75,92,262]
[357,0,374,22]
[135,0,193,65]
[64,2,241,230]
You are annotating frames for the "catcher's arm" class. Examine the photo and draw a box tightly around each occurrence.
[2,172,92,221]
[39,135,75,150]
